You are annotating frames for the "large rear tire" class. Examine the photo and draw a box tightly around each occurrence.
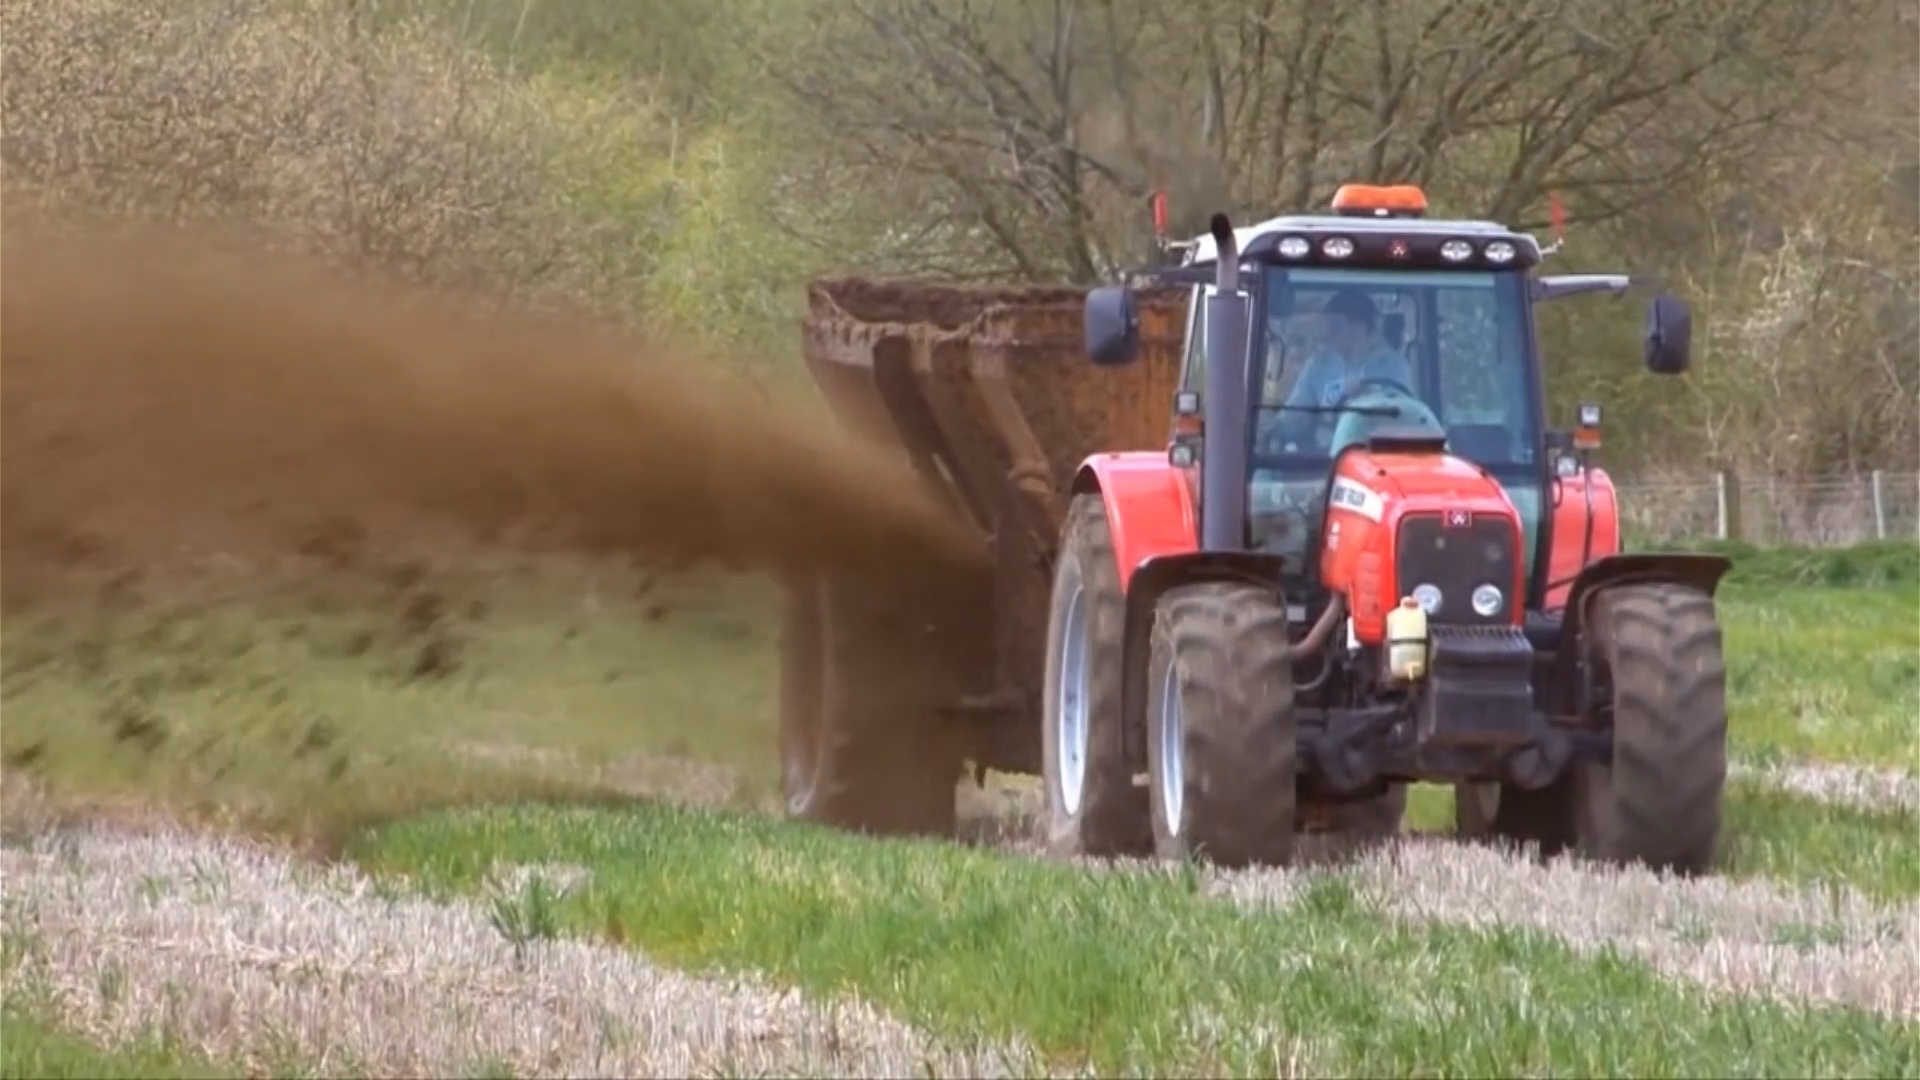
[1573,583,1728,873]
[1146,582,1296,868]
[1040,495,1151,858]
[778,575,960,838]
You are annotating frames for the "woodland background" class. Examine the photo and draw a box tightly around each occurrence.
[4,0,1915,494]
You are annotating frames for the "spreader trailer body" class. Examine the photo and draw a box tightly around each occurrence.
[782,185,1732,871]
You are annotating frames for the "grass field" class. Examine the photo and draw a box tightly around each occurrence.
[2,553,1916,1077]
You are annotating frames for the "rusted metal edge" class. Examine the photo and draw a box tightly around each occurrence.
[970,344,1066,559]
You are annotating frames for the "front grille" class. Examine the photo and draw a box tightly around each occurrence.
[1396,512,1516,625]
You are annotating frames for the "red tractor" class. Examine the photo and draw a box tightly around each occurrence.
[782,184,1730,874]
[1060,184,1729,869]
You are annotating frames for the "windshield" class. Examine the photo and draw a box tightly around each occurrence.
[1246,266,1541,571]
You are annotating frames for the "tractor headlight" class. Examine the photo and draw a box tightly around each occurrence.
[1439,240,1473,263]
[1411,583,1443,614]
[1484,240,1517,264]
[1471,584,1504,617]
[1277,236,1310,259]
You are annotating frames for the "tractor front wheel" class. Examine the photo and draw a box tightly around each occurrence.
[1146,581,1296,868]
[1572,582,1729,873]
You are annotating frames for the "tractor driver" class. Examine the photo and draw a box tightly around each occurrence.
[1259,288,1421,456]
[1281,289,1414,412]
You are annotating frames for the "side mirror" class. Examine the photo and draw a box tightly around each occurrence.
[1644,293,1692,375]
[1085,286,1140,368]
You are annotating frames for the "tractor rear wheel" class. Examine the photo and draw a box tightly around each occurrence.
[1146,582,1296,868]
[779,575,961,838]
[1041,495,1151,858]
[1573,582,1728,873]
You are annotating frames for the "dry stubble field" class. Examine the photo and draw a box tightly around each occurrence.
[0,552,1916,1079]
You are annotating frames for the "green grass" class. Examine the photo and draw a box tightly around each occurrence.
[0,1004,252,1080]
[1643,538,1920,590]
[1721,784,1919,899]
[0,1002,515,1080]
[1716,585,1918,769]
[0,559,781,841]
[352,802,1918,1079]
[1404,780,1919,900]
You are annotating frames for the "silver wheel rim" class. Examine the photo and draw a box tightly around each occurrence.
[784,751,815,815]
[1158,659,1184,836]
[1056,581,1090,819]
[781,589,822,816]
[781,676,823,814]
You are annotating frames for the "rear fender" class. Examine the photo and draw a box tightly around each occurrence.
[1117,550,1289,772]
[1549,553,1733,713]
[1070,452,1198,590]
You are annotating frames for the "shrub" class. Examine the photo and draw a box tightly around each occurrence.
[1,0,670,328]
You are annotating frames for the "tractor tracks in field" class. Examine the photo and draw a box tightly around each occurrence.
[0,820,1046,1079]
[1210,842,1919,1021]
[0,762,1910,1080]
[960,777,1918,1020]
[1727,759,1920,814]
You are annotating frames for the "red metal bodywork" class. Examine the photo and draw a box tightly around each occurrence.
[1082,444,1536,648]
[1544,467,1623,610]
[1318,451,1527,644]
[1073,452,1199,589]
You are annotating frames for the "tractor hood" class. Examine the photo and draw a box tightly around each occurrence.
[1321,443,1528,640]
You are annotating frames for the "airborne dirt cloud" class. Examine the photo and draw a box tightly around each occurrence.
[0,211,983,602]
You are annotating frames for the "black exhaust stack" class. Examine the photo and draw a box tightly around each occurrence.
[1199,213,1250,552]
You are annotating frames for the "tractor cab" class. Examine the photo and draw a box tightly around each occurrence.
[1172,184,1554,603]
[1092,183,1694,615]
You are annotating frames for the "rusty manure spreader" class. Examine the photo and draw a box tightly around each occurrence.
[780,183,1732,872]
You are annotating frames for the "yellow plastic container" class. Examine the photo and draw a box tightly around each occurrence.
[1385,596,1429,681]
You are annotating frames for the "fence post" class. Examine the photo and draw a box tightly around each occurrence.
[1713,470,1730,541]
[1871,470,1887,540]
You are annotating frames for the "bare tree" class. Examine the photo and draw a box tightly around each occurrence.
[770,0,1885,280]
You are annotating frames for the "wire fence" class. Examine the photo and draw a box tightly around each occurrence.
[1615,471,1920,547]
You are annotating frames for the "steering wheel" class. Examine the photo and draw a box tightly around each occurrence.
[1333,375,1418,408]
[1255,375,1423,457]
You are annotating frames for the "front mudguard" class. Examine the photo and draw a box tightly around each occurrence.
[1549,552,1733,714]
[1117,551,1288,772]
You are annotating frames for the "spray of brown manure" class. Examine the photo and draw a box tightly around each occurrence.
[0,212,984,604]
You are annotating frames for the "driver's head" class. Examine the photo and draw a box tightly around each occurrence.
[1320,289,1378,361]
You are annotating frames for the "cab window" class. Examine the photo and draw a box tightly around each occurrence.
[1181,282,1257,397]
[1256,267,1536,467]
[1434,285,1534,465]
[1179,284,1205,394]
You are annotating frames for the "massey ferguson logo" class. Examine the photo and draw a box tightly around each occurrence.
[1329,478,1385,523]
[1445,509,1473,529]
